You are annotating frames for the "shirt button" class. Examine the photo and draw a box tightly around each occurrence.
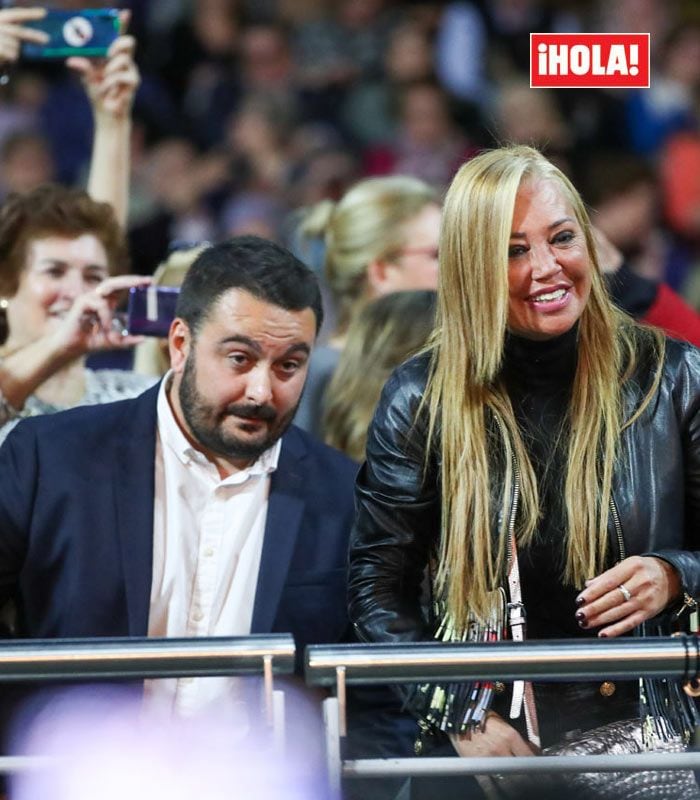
[192,610,204,622]
[600,681,616,697]
[204,548,214,557]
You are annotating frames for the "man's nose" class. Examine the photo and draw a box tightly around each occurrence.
[245,365,273,405]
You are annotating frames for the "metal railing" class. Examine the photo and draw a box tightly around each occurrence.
[0,635,295,680]
[305,636,700,794]
[0,635,295,773]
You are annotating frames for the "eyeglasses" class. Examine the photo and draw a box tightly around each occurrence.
[397,247,439,260]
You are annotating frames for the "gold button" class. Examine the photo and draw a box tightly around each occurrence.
[600,681,616,697]
[494,681,506,694]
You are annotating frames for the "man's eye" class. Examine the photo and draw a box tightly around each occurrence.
[228,353,249,366]
[279,361,301,373]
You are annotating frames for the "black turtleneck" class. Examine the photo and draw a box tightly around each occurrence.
[501,325,596,639]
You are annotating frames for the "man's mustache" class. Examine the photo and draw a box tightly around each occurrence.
[224,403,277,422]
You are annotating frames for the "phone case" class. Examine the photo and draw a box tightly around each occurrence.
[21,9,120,59]
[127,286,180,338]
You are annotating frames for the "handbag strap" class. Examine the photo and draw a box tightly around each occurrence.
[507,529,541,748]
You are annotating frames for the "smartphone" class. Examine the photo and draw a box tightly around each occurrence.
[21,9,120,59]
[127,286,179,338]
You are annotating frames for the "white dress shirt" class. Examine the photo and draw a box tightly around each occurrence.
[144,375,281,717]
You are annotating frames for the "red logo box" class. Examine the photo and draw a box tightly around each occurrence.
[530,33,650,88]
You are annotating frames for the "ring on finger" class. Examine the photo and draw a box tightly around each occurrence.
[617,583,632,603]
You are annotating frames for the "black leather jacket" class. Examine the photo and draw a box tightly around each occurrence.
[348,337,700,644]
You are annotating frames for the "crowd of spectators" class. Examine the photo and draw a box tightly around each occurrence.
[0,0,696,310]
[0,4,698,792]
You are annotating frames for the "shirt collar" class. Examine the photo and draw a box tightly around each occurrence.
[156,372,281,479]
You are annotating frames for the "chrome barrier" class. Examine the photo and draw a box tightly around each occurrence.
[0,635,295,773]
[0,635,295,680]
[305,637,700,794]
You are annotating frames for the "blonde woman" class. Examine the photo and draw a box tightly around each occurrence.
[323,290,436,461]
[348,146,700,790]
[294,175,440,434]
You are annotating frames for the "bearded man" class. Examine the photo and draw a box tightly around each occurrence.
[0,236,357,716]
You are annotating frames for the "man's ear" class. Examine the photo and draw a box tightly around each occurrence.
[168,318,191,374]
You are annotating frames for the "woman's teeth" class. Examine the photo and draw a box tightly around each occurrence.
[531,288,567,304]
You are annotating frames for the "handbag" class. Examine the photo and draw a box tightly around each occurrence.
[479,717,700,800]
[541,717,700,800]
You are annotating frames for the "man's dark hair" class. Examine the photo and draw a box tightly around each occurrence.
[175,235,323,336]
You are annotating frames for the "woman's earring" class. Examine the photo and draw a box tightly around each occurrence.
[0,298,8,311]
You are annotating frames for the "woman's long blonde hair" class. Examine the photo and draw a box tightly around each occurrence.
[298,176,436,334]
[425,145,664,628]
[324,289,437,461]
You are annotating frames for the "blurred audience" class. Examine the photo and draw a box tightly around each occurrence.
[0,185,153,444]
[0,131,53,200]
[0,0,692,323]
[340,19,436,147]
[323,289,436,461]
[364,79,478,189]
[0,15,154,442]
[625,21,700,156]
[584,152,672,284]
[594,225,700,348]
[491,80,573,171]
[294,175,439,434]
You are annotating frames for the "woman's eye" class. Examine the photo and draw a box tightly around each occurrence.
[552,231,574,245]
[508,245,527,258]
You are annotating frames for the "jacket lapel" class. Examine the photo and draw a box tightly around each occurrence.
[251,427,307,633]
[114,383,160,636]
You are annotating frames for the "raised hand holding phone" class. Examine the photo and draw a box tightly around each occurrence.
[20,8,119,59]
[0,7,47,65]
[56,274,153,358]
[67,10,138,120]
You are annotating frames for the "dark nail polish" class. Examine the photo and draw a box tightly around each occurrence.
[575,610,586,622]
[599,632,608,638]
[575,596,585,607]
[578,619,588,629]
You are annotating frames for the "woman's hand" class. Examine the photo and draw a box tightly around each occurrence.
[52,274,152,358]
[0,7,47,64]
[575,555,682,638]
[67,12,139,121]
[449,712,538,758]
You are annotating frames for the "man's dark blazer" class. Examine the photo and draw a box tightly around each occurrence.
[0,383,358,660]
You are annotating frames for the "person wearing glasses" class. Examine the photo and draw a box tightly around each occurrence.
[294,175,440,435]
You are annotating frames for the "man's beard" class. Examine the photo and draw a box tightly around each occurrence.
[178,352,298,464]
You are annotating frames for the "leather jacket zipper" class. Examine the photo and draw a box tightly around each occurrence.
[609,494,626,562]
[507,448,520,570]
